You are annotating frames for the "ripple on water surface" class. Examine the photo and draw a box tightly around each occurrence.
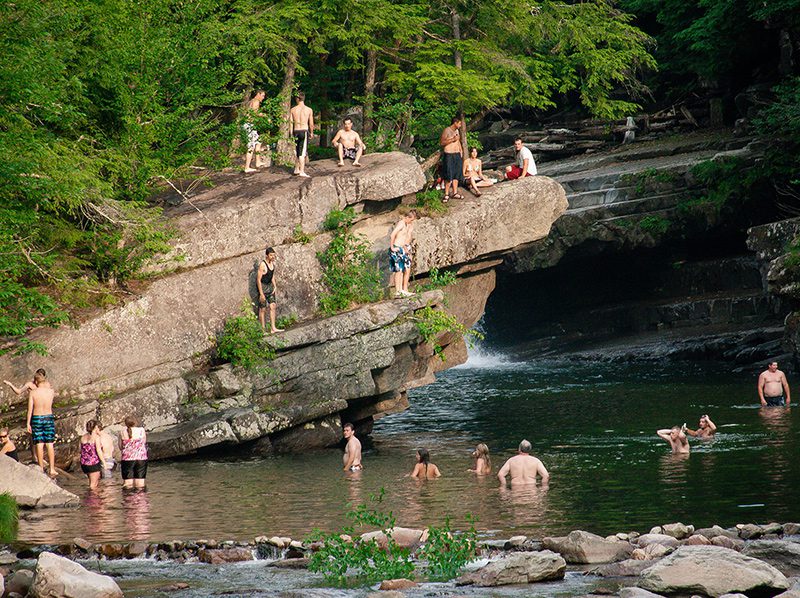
[18,357,800,546]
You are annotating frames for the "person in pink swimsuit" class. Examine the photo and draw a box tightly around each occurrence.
[79,420,107,489]
[119,415,148,489]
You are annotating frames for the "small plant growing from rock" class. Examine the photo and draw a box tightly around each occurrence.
[322,206,357,231]
[275,313,298,330]
[0,492,18,543]
[415,190,447,217]
[290,224,313,244]
[418,515,478,581]
[637,215,670,235]
[417,267,457,291]
[215,301,277,374]
[412,304,484,361]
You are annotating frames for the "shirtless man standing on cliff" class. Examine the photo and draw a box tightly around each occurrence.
[289,92,314,178]
[4,369,57,476]
[342,422,363,472]
[331,117,366,167]
[389,210,416,297]
[497,440,549,487]
[758,361,791,407]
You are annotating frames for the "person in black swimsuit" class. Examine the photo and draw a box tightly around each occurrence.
[0,427,19,461]
[257,247,284,334]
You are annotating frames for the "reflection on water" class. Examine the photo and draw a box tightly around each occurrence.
[18,359,800,545]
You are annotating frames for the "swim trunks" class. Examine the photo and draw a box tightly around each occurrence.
[121,459,148,480]
[765,395,785,407]
[389,245,411,273]
[442,152,463,182]
[342,146,358,160]
[294,130,308,158]
[349,464,363,472]
[243,123,260,150]
[259,282,277,306]
[31,414,56,444]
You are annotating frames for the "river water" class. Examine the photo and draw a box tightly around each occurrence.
[20,351,799,547]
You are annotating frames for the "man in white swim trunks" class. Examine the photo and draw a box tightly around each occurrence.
[342,422,363,472]
[243,90,267,173]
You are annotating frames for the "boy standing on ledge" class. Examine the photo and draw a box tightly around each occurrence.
[4,369,58,476]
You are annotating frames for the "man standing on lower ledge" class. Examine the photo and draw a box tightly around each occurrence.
[4,369,58,477]
[342,422,363,472]
[758,361,791,407]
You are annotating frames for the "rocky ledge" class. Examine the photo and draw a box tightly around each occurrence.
[0,154,567,463]
[3,520,800,597]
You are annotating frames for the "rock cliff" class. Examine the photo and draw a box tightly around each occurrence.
[0,152,567,461]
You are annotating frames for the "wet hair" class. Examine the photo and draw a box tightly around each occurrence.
[86,419,98,434]
[124,415,140,439]
[417,448,430,465]
[295,91,305,102]
[33,369,46,385]
[475,443,491,469]
[519,439,532,453]
[451,115,462,125]
[343,422,354,432]
[265,246,276,256]
[343,117,353,124]
[671,426,680,433]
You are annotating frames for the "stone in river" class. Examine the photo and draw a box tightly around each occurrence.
[360,527,425,550]
[737,523,764,540]
[783,523,800,536]
[619,588,666,598]
[30,552,122,598]
[197,548,254,564]
[712,535,745,551]
[631,544,672,561]
[743,540,800,576]
[6,569,34,597]
[379,579,418,590]
[661,522,694,539]
[542,530,631,564]
[590,559,653,577]
[695,525,738,540]
[635,534,680,549]
[639,545,789,597]
[72,538,93,552]
[684,534,711,546]
[456,550,566,586]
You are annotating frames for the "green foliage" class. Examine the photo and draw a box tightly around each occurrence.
[0,493,18,543]
[307,490,415,586]
[413,305,484,361]
[415,190,448,217]
[238,96,285,150]
[290,224,313,245]
[637,215,671,234]
[275,313,299,329]
[317,212,382,315]
[418,268,457,292]
[418,516,478,581]
[215,302,277,374]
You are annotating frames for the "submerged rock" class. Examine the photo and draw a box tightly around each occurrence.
[31,552,122,598]
[457,550,566,586]
[543,530,631,564]
[638,545,789,597]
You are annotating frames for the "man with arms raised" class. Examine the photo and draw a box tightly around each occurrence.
[331,117,366,167]
[498,439,549,487]
[342,422,363,472]
[758,361,791,407]
[685,414,717,439]
[656,426,690,454]
[289,91,314,178]
[505,137,537,180]
[4,369,57,476]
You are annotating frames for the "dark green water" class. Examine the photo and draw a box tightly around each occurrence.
[19,353,799,546]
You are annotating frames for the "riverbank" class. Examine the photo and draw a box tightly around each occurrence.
[2,520,799,597]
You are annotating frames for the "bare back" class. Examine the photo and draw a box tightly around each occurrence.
[411,462,441,479]
[291,104,313,131]
[30,383,54,416]
[500,454,548,487]
[99,431,116,459]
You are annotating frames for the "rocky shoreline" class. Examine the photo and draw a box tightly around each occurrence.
[2,520,800,596]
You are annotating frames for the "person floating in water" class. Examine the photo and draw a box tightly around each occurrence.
[409,448,441,478]
[684,414,717,439]
[469,443,491,475]
[331,117,366,167]
[497,439,549,487]
[79,420,107,490]
[389,210,416,298]
[657,426,690,454]
[257,246,284,334]
[0,427,19,461]
[758,361,791,407]
[4,369,57,476]
[342,422,362,472]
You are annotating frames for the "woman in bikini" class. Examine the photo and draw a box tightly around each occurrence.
[463,147,493,197]
[0,428,19,461]
[409,448,441,479]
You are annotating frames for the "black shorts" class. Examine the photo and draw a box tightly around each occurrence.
[294,130,308,158]
[81,463,102,474]
[765,395,785,406]
[121,459,148,480]
[442,152,463,182]
[259,283,276,306]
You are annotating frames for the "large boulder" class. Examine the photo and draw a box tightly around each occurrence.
[30,552,123,598]
[542,530,631,564]
[638,545,790,597]
[636,534,680,549]
[619,588,665,598]
[457,551,566,586]
[744,540,800,576]
[0,457,78,508]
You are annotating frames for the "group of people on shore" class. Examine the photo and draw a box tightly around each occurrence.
[656,360,791,455]
[2,369,148,490]
[343,422,549,487]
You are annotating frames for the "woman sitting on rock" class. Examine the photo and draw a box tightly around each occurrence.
[120,415,148,489]
[79,420,107,489]
[469,443,491,475]
[463,147,493,197]
[410,448,441,479]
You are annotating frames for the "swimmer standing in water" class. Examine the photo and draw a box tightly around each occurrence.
[656,426,690,454]
[409,448,441,479]
[468,443,492,475]
[342,422,362,472]
[684,414,717,440]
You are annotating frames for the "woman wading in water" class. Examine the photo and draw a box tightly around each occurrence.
[79,420,107,489]
[469,443,491,475]
[409,448,441,479]
[120,415,148,489]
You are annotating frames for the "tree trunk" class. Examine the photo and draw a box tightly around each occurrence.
[363,49,377,135]
[451,8,468,156]
[276,47,298,166]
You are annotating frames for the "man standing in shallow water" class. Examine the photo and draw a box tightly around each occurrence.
[4,369,57,476]
[758,361,791,407]
[497,439,549,487]
[342,422,362,471]
[657,426,690,454]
